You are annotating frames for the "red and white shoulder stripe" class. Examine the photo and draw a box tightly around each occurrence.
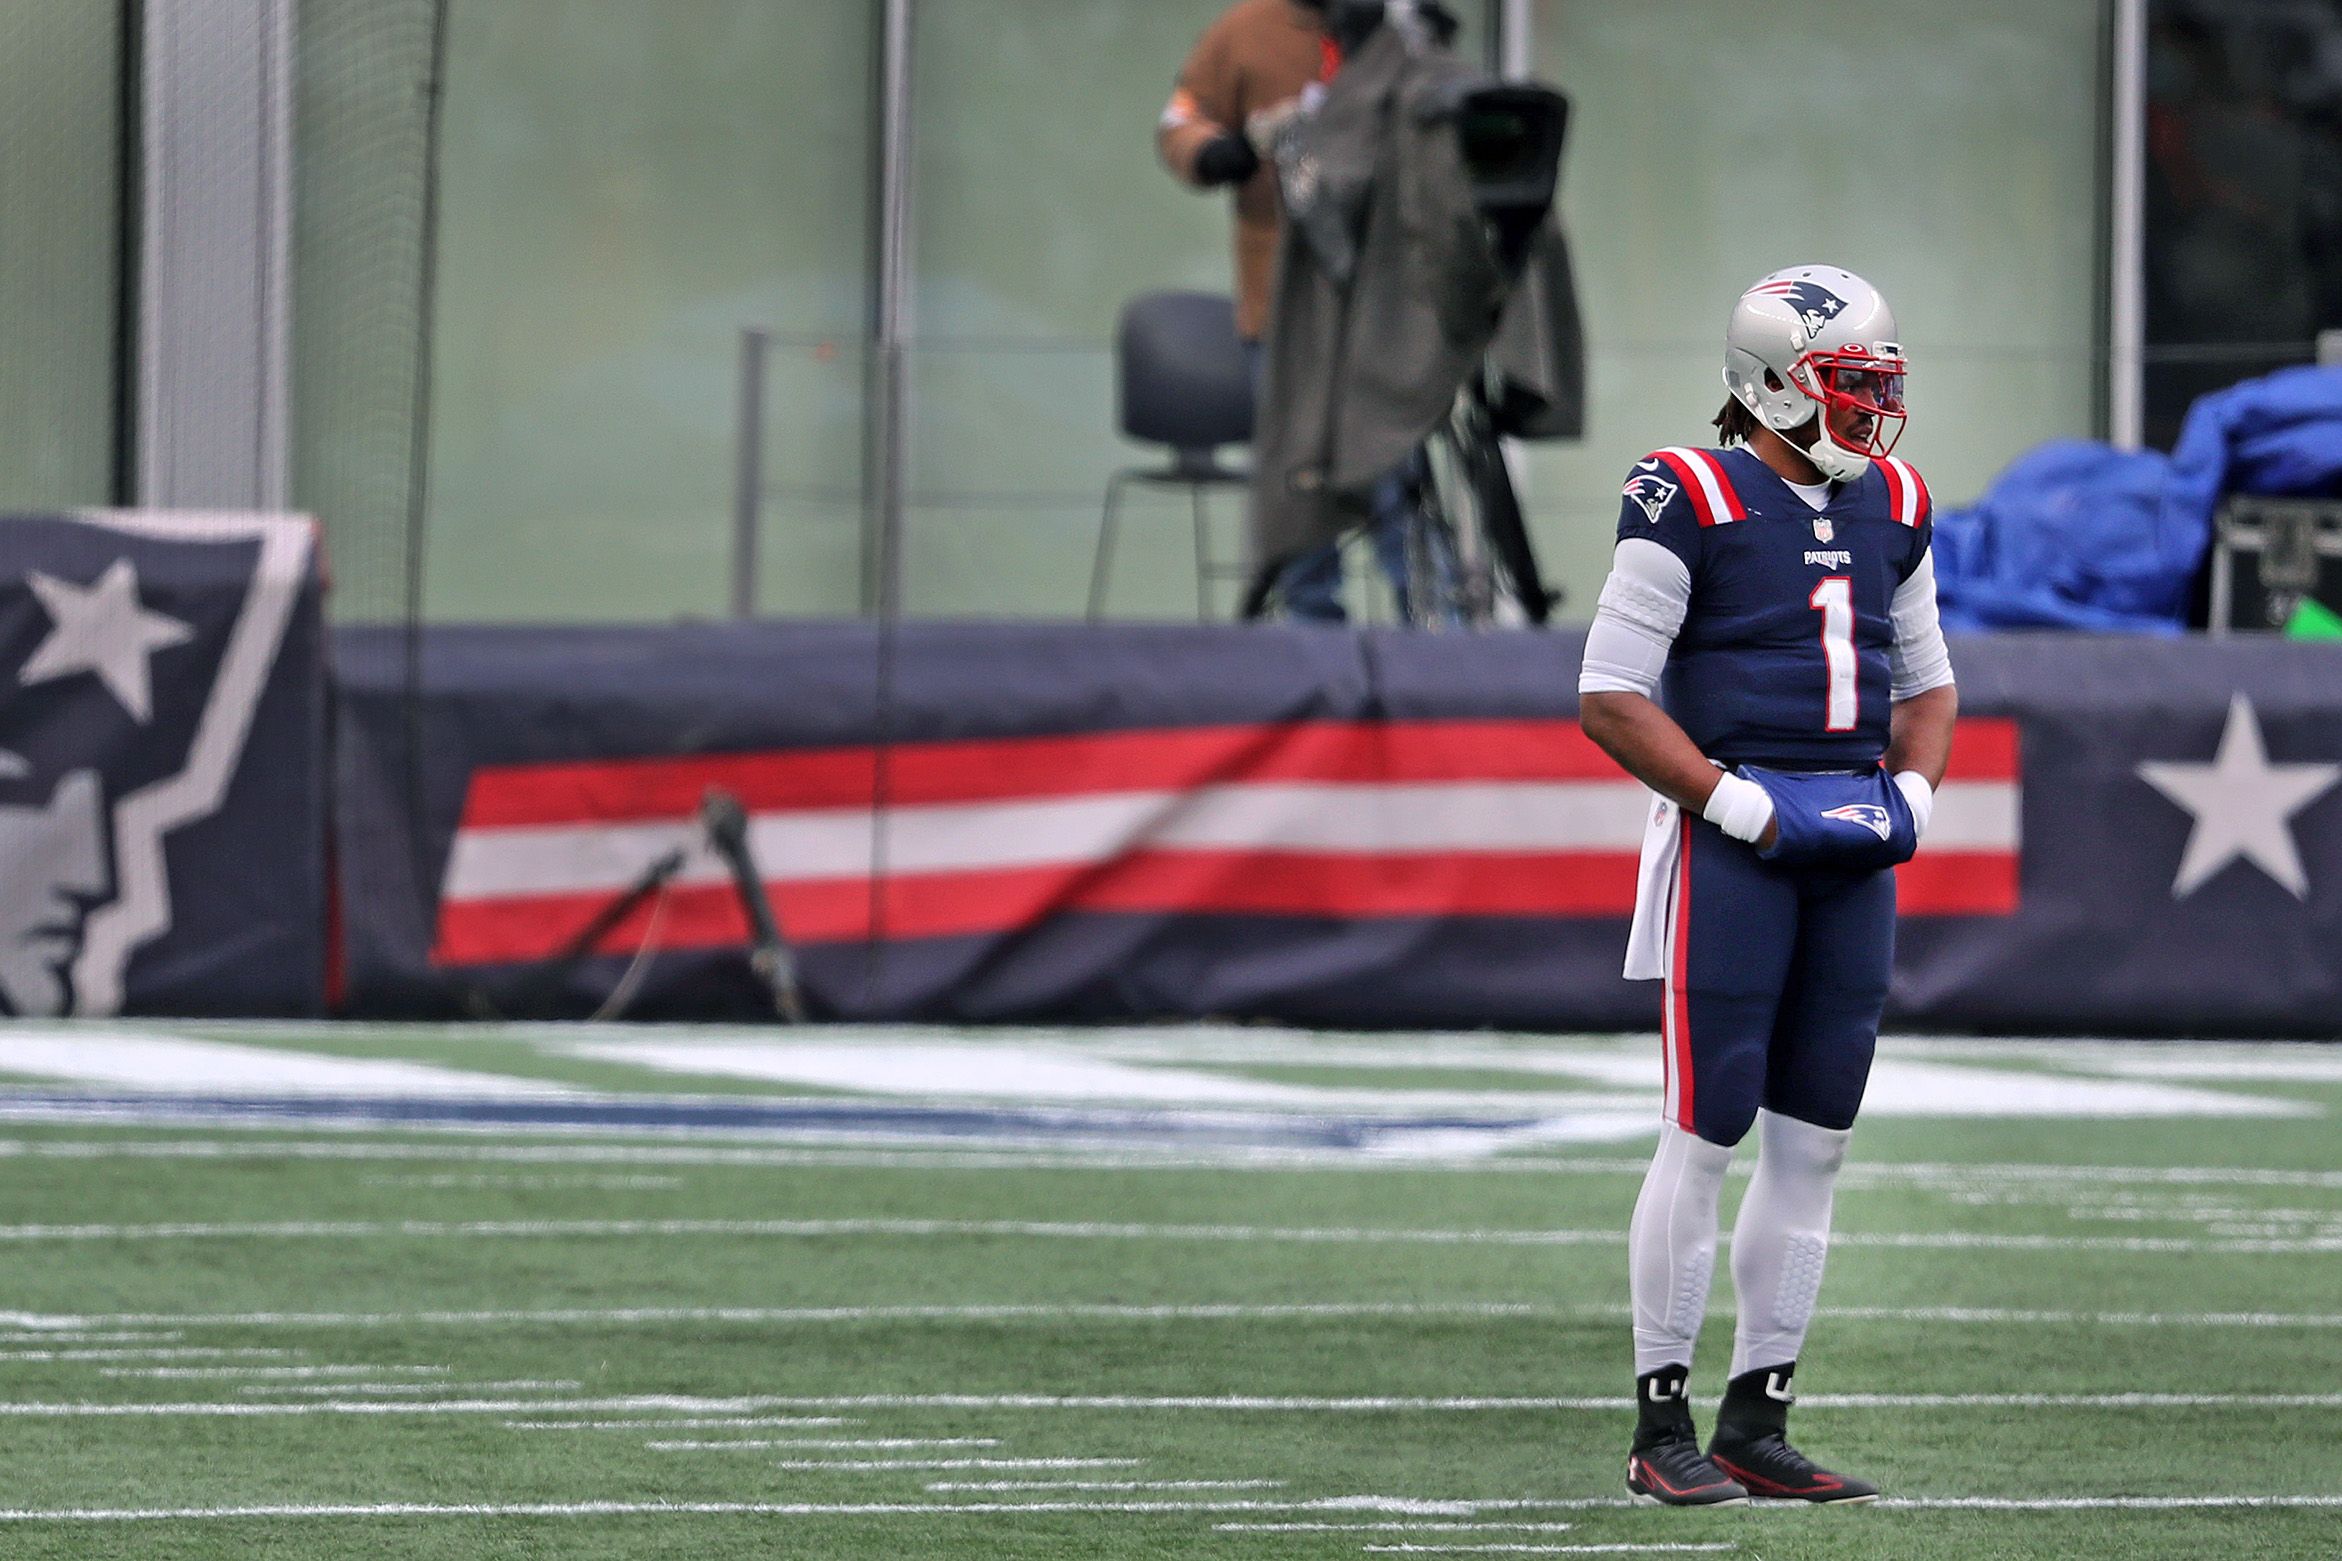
[1876,456,1931,527]
[1646,447,1746,527]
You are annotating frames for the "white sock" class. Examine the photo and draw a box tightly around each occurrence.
[1628,1122,1737,1378]
[1728,1109,1852,1378]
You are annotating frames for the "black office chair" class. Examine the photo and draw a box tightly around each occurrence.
[1087,292,1256,621]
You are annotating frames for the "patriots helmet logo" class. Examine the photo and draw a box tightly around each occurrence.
[1752,278,1851,341]
[0,513,311,1015]
[1621,472,1680,524]
[1820,802,1893,841]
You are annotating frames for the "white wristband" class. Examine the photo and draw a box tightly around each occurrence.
[1701,771,1776,844]
[1893,770,1935,840]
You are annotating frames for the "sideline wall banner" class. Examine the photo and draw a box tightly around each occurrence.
[334,621,2339,1035]
[0,512,327,1016]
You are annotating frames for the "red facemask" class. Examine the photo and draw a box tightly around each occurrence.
[1795,347,1908,459]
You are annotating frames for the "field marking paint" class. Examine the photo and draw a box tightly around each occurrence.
[362,1174,686,1191]
[1363,1547,1734,1556]
[1,1391,2335,1418]
[0,1495,1583,1523]
[0,1330,180,1344]
[239,1379,580,1398]
[14,1135,2342,1193]
[2,1492,2318,1525]
[0,1216,2333,1255]
[102,1365,450,1381]
[931,1480,1286,1492]
[1219,1523,1580,1533]
[647,1437,998,1451]
[0,1033,580,1099]
[768,1457,1145,1472]
[504,1416,853,1431]
[0,1347,288,1363]
[17,1299,2342,1336]
[1476,1494,2342,1512]
[0,1301,1545,1332]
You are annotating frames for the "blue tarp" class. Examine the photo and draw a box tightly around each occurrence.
[1934,365,2342,632]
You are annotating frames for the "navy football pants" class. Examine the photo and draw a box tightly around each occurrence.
[1661,812,1895,1147]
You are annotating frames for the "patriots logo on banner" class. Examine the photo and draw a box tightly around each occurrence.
[0,512,312,1016]
[1751,278,1850,341]
[1621,472,1679,524]
[1820,802,1894,841]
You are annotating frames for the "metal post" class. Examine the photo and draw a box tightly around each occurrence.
[866,0,916,621]
[730,327,769,619]
[2108,0,2147,449]
[1499,0,1532,79]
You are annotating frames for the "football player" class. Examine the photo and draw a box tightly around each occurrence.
[1577,265,1959,1507]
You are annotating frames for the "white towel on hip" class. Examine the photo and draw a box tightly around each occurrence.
[1622,791,1681,982]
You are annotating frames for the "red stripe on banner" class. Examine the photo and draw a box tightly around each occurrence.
[432,842,2024,968]
[457,720,1625,828]
[1940,718,2020,782]
[1897,851,2020,915]
[432,848,1651,966]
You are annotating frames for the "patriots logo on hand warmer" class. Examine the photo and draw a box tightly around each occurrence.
[1820,802,1893,841]
[1621,473,1679,524]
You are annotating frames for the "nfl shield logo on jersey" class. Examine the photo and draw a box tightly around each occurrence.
[1813,516,1834,543]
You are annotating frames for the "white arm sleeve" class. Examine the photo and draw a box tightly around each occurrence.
[1578,539,1691,698]
[1889,549,1955,702]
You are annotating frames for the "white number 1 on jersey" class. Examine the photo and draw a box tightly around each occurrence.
[1809,576,1857,732]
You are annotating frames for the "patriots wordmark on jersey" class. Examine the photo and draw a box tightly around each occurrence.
[1618,444,1932,769]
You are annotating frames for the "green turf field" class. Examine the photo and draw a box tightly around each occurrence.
[0,1022,2334,1558]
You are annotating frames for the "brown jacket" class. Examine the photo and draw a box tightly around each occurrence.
[1158,0,1329,341]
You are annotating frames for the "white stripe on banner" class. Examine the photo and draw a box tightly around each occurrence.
[441,780,2019,903]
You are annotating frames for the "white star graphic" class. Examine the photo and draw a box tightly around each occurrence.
[17,559,194,723]
[2137,694,2340,900]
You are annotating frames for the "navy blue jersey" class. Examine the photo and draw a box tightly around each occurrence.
[1616,444,1933,769]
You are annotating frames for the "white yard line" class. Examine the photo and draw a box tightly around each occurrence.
[0,1216,2330,1255]
[647,1437,998,1451]
[102,1366,449,1381]
[238,1379,579,1398]
[13,1136,2342,1193]
[0,1496,1583,1523]
[8,1299,2342,1335]
[0,1391,2334,1418]
[0,1302,1545,1331]
[0,1492,2333,1524]
[1220,1523,1579,1532]
[769,1457,1144,1472]
[1364,1548,1735,1557]
[0,1347,288,1363]
[504,1416,853,1431]
[932,1480,1285,1492]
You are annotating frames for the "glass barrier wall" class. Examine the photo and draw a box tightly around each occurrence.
[293,0,2105,625]
[1526,0,2110,611]
[0,1,123,510]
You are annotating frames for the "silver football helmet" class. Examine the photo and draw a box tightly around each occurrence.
[1722,265,1908,482]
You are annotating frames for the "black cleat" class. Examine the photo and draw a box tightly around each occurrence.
[1706,1362,1878,1505]
[1626,1365,1749,1508]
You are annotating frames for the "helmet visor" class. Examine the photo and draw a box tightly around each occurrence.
[1800,349,1908,458]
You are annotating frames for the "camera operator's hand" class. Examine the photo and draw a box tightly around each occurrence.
[1193,131,1261,188]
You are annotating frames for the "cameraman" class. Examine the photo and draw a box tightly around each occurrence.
[1159,0,1435,623]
